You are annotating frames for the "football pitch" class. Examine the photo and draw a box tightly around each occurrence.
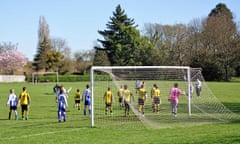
[0,82,239,144]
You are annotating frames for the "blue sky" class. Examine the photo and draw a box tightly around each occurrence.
[1,0,239,61]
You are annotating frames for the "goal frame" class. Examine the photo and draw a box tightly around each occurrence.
[90,66,192,127]
[32,72,59,84]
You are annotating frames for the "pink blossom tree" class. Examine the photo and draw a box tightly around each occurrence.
[0,50,27,74]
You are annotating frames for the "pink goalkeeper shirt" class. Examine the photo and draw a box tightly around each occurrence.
[169,87,182,104]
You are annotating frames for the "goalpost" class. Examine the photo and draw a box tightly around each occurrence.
[32,72,59,84]
[90,66,192,128]
[90,66,240,128]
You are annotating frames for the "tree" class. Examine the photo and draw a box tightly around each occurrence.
[202,3,238,81]
[33,16,64,72]
[93,49,111,66]
[143,23,189,66]
[95,4,153,66]
[74,50,95,74]
[51,38,71,74]
[33,16,51,71]
[0,50,27,74]
[0,42,18,53]
[33,36,51,71]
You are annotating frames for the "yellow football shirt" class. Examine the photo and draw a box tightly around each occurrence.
[104,91,113,103]
[19,92,30,105]
[123,89,131,102]
[138,88,146,100]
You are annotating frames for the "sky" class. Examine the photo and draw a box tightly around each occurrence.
[1,0,239,61]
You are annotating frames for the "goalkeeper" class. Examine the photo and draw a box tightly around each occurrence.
[168,83,185,117]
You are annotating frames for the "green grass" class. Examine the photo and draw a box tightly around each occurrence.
[0,82,239,144]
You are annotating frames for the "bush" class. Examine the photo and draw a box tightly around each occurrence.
[28,74,111,82]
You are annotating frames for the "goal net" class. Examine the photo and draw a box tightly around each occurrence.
[90,66,240,128]
[32,72,59,84]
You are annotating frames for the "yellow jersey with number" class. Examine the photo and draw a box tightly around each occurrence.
[19,92,30,105]
[75,92,81,100]
[117,88,124,98]
[123,89,131,102]
[154,89,161,97]
[104,91,113,103]
[138,88,146,100]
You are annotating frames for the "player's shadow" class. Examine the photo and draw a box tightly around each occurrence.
[0,118,10,121]
[44,92,55,95]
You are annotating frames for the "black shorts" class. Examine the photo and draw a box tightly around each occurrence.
[105,103,112,107]
[119,98,123,103]
[138,99,145,105]
[153,97,160,104]
[75,100,80,104]
[21,104,28,111]
[124,101,130,109]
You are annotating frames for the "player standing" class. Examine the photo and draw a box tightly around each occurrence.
[7,89,18,120]
[103,87,114,115]
[153,85,161,113]
[135,80,141,94]
[138,84,147,116]
[57,87,68,122]
[195,79,202,97]
[117,85,124,109]
[168,83,185,117]
[151,84,157,112]
[123,85,133,116]
[74,89,82,111]
[82,84,91,117]
[18,87,31,120]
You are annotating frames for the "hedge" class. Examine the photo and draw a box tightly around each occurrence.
[29,74,112,82]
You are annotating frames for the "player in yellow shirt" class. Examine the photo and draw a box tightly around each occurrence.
[122,85,133,116]
[138,84,147,116]
[103,87,114,115]
[153,85,161,113]
[117,85,124,109]
[18,87,31,120]
[74,89,82,111]
[151,84,157,112]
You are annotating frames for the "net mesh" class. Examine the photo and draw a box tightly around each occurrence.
[91,66,240,129]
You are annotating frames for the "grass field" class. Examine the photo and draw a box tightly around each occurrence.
[0,82,239,144]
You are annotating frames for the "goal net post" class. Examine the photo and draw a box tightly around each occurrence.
[90,66,240,128]
[32,72,59,84]
[90,66,192,127]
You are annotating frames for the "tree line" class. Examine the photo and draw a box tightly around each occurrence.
[94,3,240,81]
[0,3,239,81]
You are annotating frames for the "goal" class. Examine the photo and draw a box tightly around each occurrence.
[32,72,59,83]
[90,66,240,128]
